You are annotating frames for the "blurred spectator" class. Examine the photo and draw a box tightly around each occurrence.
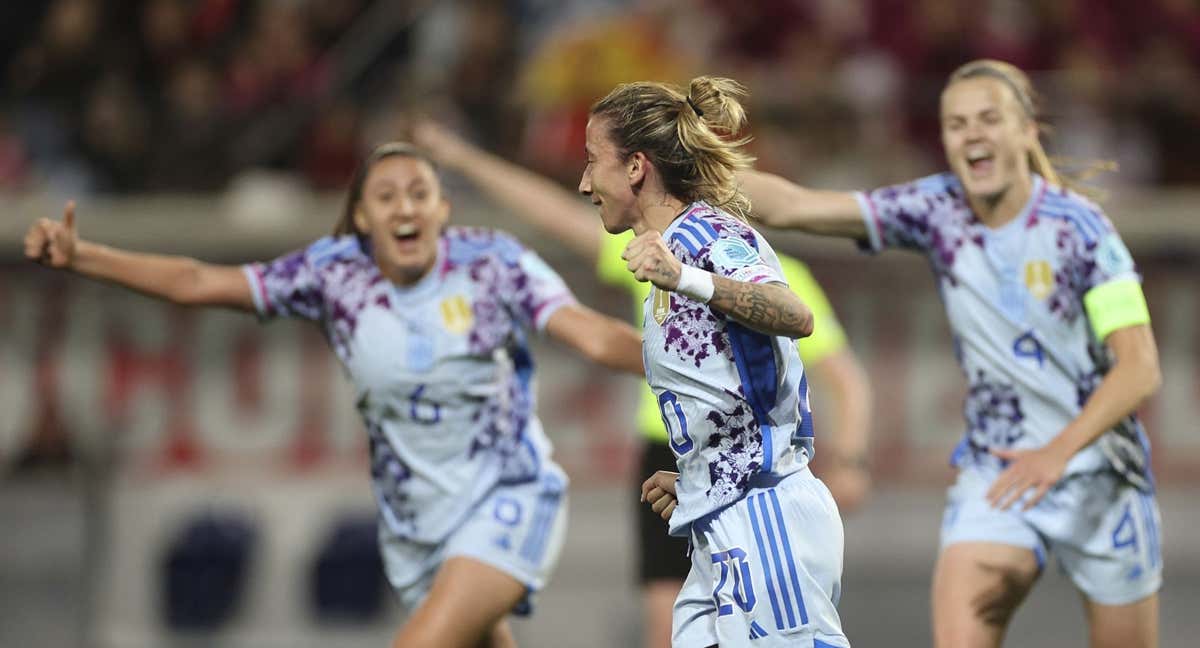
[145,58,232,192]
[299,99,360,190]
[1,0,1198,195]
[224,2,326,118]
[0,112,33,190]
[79,73,151,193]
[517,0,702,180]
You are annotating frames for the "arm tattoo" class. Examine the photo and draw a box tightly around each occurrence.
[708,276,813,338]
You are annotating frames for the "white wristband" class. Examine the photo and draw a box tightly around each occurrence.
[675,265,715,303]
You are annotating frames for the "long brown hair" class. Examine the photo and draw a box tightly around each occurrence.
[333,142,438,236]
[590,76,755,219]
[946,59,1114,201]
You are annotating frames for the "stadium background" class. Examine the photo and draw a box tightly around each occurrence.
[1,1,1198,646]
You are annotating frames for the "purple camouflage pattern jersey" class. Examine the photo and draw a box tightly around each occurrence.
[243,227,573,542]
[856,172,1152,490]
[641,202,814,537]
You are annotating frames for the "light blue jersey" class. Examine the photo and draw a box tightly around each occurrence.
[243,228,572,544]
[646,202,848,646]
[857,173,1152,491]
[642,202,813,536]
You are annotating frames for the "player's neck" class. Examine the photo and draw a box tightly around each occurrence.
[635,190,689,234]
[968,174,1033,229]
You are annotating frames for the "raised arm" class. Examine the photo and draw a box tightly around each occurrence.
[413,120,602,260]
[739,169,867,238]
[544,304,644,375]
[24,201,256,311]
[621,230,813,339]
[707,276,813,338]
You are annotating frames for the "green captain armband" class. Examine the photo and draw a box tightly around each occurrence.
[1083,279,1151,342]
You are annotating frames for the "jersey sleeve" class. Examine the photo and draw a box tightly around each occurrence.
[778,255,848,365]
[241,240,327,321]
[693,230,784,286]
[854,173,956,254]
[502,240,578,333]
[1076,218,1150,341]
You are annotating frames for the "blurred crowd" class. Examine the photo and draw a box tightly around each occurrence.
[1,0,1198,197]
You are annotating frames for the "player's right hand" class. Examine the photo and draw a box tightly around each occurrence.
[24,201,78,269]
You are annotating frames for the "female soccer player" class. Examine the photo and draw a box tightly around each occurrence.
[578,75,850,648]
[414,119,871,648]
[23,142,645,648]
[740,59,1162,648]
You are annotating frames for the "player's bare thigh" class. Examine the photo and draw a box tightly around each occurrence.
[392,556,527,648]
[1083,592,1158,648]
[932,541,1040,648]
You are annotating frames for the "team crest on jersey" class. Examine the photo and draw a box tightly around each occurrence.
[1023,260,1054,300]
[651,287,671,325]
[439,295,473,334]
[710,237,760,268]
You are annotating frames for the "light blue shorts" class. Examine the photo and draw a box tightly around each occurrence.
[941,467,1162,605]
[378,469,568,616]
[674,467,850,648]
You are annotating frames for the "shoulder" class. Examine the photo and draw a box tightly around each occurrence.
[868,172,962,200]
[443,226,527,265]
[670,203,763,254]
[915,171,963,196]
[1034,182,1114,244]
[301,235,369,268]
[863,172,967,222]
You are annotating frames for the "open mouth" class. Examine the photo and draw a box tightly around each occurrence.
[393,223,420,243]
[965,149,994,176]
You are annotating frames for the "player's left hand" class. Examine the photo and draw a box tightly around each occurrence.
[622,231,682,291]
[986,445,1071,511]
[641,470,679,521]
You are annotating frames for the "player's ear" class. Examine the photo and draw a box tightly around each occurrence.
[627,151,648,188]
[352,205,369,234]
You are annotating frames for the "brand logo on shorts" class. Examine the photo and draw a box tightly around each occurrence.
[1023,260,1053,300]
[439,295,473,334]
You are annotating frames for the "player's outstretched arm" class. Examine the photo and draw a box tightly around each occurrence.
[23,201,256,312]
[413,120,602,260]
[544,304,644,375]
[739,169,866,238]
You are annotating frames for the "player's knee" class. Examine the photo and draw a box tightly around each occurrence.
[971,563,1037,627]
[1086,596,1158,648]
[393,618,466,648]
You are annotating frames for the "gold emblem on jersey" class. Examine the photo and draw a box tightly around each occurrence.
[1024,260,1054,300]
[651,287,671,325]
[439,295,473,334]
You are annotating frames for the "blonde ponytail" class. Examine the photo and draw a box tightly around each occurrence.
[591,76,755,219]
